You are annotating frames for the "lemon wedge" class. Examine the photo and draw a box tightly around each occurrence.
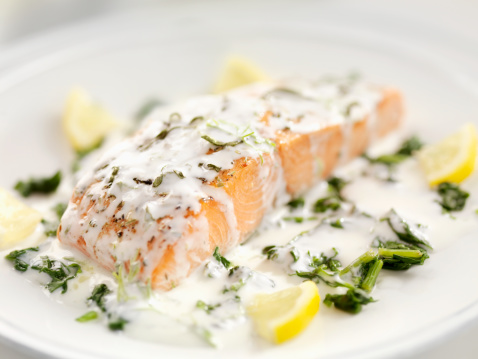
[417,123,478,186]
[0,187,42,249]
[213,56,269,93]
[63,88,118,152]
[247,281,320,344]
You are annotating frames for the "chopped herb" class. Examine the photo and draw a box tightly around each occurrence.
[53,202,68,220]
[76,311,98,323]
[343,102,359,116]
[213,246,231,269]
[436,182,469,212]
[290,248,300,262]
[41,219,58,237]
[382,209,432,250]
[134,98,163,122]
[31,257,82,294]
[152,175,163,187]
[360,259,383,292]
[373,239,429,270]
[310,248,341,272]
[396,136,423,156]
[228,265,240,277]
[201,135,243,148]
[157,126,180,140]
[223,279,246,293]
[296,264,352,289]
[330,218,344,229]
[283,216,317,223]
[108,317,128,331]
[196,300,220,314]
[287,197,305,209]
[323,289,374,314]
[189,116,204,125]
[5,247,39,272]
[327,177,348,199]
[87,284,112,312]
[14,171,62,197]
[200,163,222,172]
[362,136,423,167]
[313,196,341,213]
[133,177,153,185]
[339,250,377,276]
[364,153,409,166]
[173,170,185,179]
[107,166,119,187]
[262,245,279,260]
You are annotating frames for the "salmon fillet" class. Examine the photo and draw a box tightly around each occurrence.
[58,78,403,289]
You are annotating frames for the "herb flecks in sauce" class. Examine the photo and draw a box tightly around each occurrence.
[213,247,232,269]
[5,247,39,272]
[31,256,82,294]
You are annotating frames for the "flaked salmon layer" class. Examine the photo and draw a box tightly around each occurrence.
[58,78,403,289]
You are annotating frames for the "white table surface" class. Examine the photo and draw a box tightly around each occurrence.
[0,0,477,358]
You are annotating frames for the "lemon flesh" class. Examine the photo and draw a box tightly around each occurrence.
[63,88,117,152]
[417,123,477,186]
[213,56,269,93]
[0,188,42,249]
[247,281,320,344]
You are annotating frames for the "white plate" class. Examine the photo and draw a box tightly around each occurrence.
[1,2,478,358]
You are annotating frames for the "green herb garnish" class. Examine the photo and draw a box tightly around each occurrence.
[76,311,98,323]
[201,135,243,148]
[41,219,58,237]
[31,256,82,294]
[323,289,374,314]
[313,196,341,213]
[213,246,231,269]
[363,136,423,167]
[287,197,305,209]
[382,209,432,250]
[5,247,39,272]
[262,245,278,260]
[108,317,128,331]
[436,182,469,212]
[196,300,220,314]
[87,284,112,312]
[330,218,344,229]
[283,216,317,223]
[14,171,62,197]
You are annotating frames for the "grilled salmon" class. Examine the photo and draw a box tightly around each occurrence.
[58,77,403,289]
